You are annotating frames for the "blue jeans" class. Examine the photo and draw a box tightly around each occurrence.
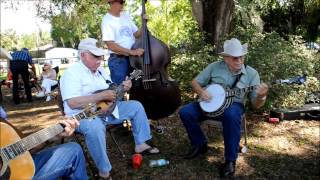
[32,142,88,180]
[108,56,130,85]
[76,100,152,174]
[179,102,244,161]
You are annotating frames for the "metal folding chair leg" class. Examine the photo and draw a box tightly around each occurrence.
[107,126,126,158]
[240,115,248,153]
[203,114,249,153]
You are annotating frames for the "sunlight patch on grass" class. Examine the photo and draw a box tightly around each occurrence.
[7,104,58,114]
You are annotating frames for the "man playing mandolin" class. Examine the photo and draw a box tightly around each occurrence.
[179,38,268,178]
[60,38,159,180]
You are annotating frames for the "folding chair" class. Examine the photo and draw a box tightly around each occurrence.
[202,114,248,153]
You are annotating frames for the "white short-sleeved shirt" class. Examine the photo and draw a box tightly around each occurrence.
[60,61,119,119]
[101,12,138,54]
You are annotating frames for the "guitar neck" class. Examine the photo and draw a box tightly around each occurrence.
[0,124,64,161]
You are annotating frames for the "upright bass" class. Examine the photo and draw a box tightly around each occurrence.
[129,0,181,120]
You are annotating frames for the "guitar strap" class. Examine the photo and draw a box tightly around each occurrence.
[231,64,247,88]
[231,73,242,88]
[98,70,113,85]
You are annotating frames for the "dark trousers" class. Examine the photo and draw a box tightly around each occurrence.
[179,102,244,161]
[10,61,32,104]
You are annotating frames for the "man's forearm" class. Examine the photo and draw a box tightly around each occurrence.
[67,94,104,109]
[253,96,267,109]
[133,28,143,38]
[31,64,36,75]
[191,79,205,96]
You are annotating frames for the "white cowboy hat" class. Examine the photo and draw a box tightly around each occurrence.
[219,38,248,57]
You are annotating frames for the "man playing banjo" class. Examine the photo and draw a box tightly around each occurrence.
[179,38,268,178]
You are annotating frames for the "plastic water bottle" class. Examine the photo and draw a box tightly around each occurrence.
[149,159,169,167]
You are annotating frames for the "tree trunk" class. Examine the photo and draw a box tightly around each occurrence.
[191,0,235,48]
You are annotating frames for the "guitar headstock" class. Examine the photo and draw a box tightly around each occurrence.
[129,69,143,80]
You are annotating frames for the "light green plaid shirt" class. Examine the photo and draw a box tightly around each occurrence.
[195,60,261,104]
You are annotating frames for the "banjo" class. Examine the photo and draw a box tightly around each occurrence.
[199,84,255,117]
[199,75,307,117]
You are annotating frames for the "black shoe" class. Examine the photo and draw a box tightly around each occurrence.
[220,161,236,178]
[183,144,208,159]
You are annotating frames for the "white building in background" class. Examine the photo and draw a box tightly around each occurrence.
[45,48,78,67]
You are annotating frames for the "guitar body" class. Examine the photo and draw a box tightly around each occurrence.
[0,122,35,180]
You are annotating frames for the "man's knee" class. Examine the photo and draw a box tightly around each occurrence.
[179,103,199,121]
[128,100,145,111]
[78,119,106,135]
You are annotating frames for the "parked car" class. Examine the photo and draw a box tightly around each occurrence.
[305,42,319,53]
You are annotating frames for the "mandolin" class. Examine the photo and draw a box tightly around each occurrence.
[94,69,143,116]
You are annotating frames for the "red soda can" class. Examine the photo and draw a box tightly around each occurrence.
[132,153,143,169]
[269,117,280,123]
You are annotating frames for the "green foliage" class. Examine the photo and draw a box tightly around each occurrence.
[0,29,19,50]
[169,45,216,103]
[0,29,51,50]
[146,0,200,47]
[259,0,320,41]
[42,0,108,47]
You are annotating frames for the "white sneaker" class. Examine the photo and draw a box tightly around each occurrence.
[46,96,52,102]
[36,91,45,98]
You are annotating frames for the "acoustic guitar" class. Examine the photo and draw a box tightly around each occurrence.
[0,103,103,180]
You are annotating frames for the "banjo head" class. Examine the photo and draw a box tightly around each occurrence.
[199,84,226,112]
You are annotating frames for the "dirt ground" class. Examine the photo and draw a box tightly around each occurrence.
[2,86,319,179]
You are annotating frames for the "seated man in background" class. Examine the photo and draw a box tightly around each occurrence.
[60,38,159,179]
[179,38,268,178]
[0,117,88,180]
[36,62,58,101]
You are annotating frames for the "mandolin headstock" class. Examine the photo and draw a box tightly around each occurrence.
[129,69,143,81]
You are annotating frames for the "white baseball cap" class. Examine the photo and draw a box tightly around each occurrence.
[219,38,248,57]
[78,38,106,56]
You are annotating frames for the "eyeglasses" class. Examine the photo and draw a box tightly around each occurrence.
[228,56,243,61]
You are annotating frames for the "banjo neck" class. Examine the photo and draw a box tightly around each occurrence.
[226,85,256,97]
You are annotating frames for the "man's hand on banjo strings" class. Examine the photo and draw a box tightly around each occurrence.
[199,90,212,101]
